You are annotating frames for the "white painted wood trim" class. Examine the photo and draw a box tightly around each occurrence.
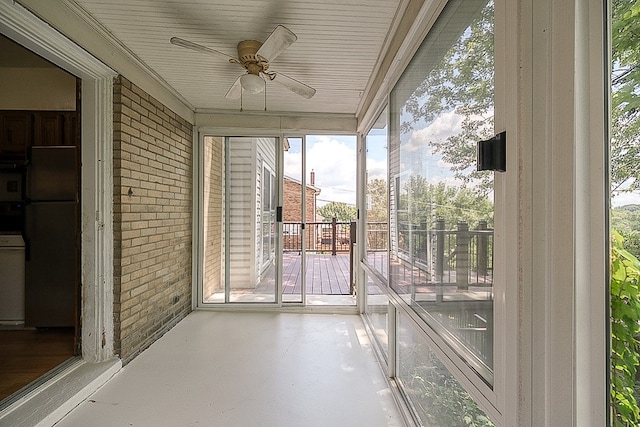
[498,0,523,424]
[80,76,115,363]
[573,0,607,424]
[195,111,357,134]
[521,0,607,424]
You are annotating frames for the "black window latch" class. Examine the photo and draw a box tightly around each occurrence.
[477,131,506,172]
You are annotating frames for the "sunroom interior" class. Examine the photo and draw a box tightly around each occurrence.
[0,0,608,426]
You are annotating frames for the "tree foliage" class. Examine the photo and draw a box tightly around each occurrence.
[399,177,493,230]
[366,178,388,222]
[610,3,640,424]
[317,201,357,222]
[611,231,640,426]
[612,0,640,193]
[407,348,495,426]
[612,205,640,258]
[401,2,495,195]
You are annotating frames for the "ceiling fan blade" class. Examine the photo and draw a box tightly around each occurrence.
[256,25,297,62]
[272,72,316,99]
[224,76,242,99]
[170,37,237,63]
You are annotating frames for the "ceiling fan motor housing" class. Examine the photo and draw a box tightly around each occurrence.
[237,40,268,74]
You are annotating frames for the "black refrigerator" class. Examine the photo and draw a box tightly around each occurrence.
[25,146,78,327]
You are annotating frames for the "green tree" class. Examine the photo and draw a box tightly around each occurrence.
[612,205,640,258]
[317,201,357,222]
[366,178,388,222]
[611,231,640,426]
[399,177,493,230]
[401,1,495,196]
[611,0,640,194]
[398,0,640,196]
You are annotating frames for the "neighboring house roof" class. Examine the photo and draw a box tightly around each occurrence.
[283,175,321,195]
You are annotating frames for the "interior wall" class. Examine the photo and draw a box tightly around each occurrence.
[113,76,193,364]
[0,68,76,110]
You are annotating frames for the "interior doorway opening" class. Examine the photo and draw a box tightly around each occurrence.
[0,35,80,406]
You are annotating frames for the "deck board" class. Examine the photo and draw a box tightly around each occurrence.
[257,253,352,295]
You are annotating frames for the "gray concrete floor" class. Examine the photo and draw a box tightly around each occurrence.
[55,311,405,427]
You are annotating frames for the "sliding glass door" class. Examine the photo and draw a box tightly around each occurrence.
[201,136,279,304]
[199,134,356,307]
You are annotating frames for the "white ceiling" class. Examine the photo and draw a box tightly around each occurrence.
[53,0,404,116]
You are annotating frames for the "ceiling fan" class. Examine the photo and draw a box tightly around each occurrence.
[170,25,316,100]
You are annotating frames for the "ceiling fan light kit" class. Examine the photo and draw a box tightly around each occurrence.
[240,73,265,94]
[170,25,316,107]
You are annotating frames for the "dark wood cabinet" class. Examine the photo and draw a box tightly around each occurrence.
[63,112,79,147]
[0,112,31,160]
[0,111,79,160]
[33,112,63,146]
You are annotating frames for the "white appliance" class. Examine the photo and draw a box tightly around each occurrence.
[0,233,25,325]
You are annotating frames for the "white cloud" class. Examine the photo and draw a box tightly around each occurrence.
[284,135,357,206]
[612,191,640,207]
[404,110,464,153]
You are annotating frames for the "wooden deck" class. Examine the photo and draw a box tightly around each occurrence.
[257,253,352,295]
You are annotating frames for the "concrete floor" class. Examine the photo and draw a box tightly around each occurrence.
[55,311,406,427]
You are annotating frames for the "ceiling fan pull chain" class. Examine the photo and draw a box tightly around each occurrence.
[240,89,243,112]
[264,80,267,111]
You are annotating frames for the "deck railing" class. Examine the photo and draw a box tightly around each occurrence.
[365,220,494,288]
[283,218,352,254]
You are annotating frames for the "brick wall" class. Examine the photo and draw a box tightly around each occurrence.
[113,76,192,364]
[283,177,318,250]
[283,177,317,223]
[203,136,223,300]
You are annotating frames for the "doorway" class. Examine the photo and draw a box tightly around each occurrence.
[0,35,80,405]
[282,135,357,306]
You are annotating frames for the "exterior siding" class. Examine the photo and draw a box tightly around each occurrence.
[255,138,276,278]
[227,137,255,286]
[113,76,193,364]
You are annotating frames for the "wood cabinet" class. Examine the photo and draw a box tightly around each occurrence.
[33,112,63,146]
[0,112,31,160]
[0,111,79,160]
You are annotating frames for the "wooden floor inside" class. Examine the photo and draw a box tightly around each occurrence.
[0,327,76,402]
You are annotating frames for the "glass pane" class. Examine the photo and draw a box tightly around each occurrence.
[397,313,495,426]
[365,107,389,278]
[389,0,495,382]
[304,135,357,304]
[365,272,389,357]
[227,137,277,303]
[202,136,224,303]
[282,137,304,303]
